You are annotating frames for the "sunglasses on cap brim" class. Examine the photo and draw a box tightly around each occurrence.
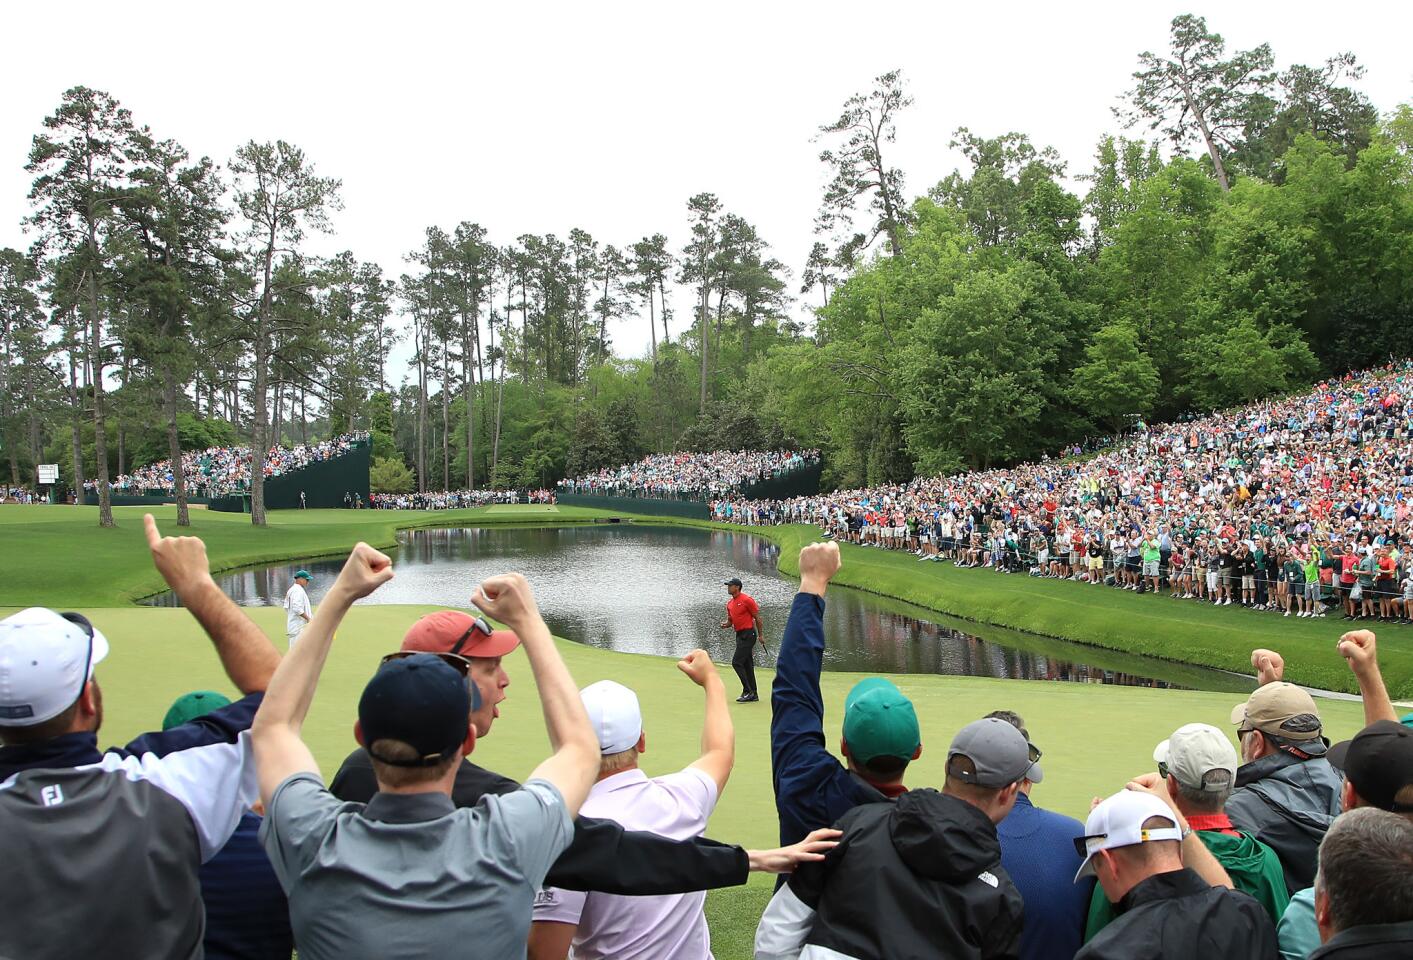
[59,612,96,704]
[447,616,496,657]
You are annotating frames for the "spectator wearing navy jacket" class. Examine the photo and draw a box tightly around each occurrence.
[990,709,1093,960]
[770,540,922,853]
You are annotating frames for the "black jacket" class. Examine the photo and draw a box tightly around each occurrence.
[1075,868,1277,960]
[329,747,748,895]
[755,788,1023,960]
[1309,920,1413,959]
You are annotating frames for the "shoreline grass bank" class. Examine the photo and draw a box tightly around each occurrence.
[1,504,1408,695]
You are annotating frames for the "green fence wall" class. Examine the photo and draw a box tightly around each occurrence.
[83,492,213,507]
[556,493,712,520]
[739,460,823,501]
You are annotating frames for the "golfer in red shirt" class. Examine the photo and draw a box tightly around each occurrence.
[720,577,764,702]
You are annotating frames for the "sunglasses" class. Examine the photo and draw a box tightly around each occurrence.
[1073,832,1108,857]
[59,612,96,705]
[447,616,495,657]
[1027,741,1043,765]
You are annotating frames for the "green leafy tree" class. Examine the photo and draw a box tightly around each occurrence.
[230,139,341,525]
[27,86,141,525]
[1069,323,1160,433]
[369,455,415,494]
[815,69,913,258]
[1121,14,1276,191]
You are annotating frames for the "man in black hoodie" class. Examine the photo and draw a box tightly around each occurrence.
[753,717,1031,960]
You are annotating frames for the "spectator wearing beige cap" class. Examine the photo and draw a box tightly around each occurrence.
[1227,678,1342,895]
[1277,719,1413,960]
[530,651,756,960]
[1085,724,1289,940]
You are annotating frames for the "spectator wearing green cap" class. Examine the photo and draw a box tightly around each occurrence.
[770,541,923,856]
[163,691,293,960]
[755,717,1029,959]
[283,570,312,649]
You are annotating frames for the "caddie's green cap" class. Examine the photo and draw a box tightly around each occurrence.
[294,570,312,581]
[842,677,920,765]
[162,690,233,731]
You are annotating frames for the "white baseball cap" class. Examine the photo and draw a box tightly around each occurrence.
[1074,789,1184,882]
[1154,723,1238,793]
[0,607,110,726]
[580,680,642,755]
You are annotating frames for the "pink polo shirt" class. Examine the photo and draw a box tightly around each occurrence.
[534,766,719,959]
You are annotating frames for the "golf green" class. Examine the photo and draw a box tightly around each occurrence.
[0,504,1391,958]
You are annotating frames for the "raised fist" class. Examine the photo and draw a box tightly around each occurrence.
[676,649,719,687]
[335,542,394,600]
[799,541,842,593]
[472,572,541,629]
[1250,648,1285,686]
[1337,630,1378,675]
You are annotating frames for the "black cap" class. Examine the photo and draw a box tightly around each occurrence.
[723,577,743,588]
[358,654,472,767]
[1327,720,1413,813]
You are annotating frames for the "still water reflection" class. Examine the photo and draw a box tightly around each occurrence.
[144,524,1248,691]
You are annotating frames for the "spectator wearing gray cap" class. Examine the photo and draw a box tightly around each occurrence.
[755,717,1030,960]
[1305,808,1413,959]
[1085,724,1289,942]
[1277,718,1413,960]
[989,710,1093,960]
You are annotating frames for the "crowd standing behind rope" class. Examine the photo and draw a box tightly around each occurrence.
[715,363,1413,625]
[370,489,555,509]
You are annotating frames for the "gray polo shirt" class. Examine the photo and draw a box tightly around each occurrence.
[260,771,572,959]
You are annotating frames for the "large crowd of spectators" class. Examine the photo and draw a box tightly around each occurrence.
[88,432,369,498]
[0,485,44,504]
[370,488,555,509]
[4,532,1410,960]
[559,449,820,500]
[717,363,1413,624]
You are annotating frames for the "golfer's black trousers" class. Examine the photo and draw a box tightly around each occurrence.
[732,629,758,696]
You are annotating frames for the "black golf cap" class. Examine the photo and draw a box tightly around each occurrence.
[358,653,474,767]
[723,577,743,588]
[1327,720,1413,813]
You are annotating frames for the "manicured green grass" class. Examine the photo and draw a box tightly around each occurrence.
[6,602,1370,960]
[3,505,1410,694]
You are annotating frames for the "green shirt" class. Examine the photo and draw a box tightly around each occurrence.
[1142,540,1161,563]
[1357,555,1377,587]
[1083,827,1291,941]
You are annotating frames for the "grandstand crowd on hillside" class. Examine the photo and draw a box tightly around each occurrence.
[716,363,1413,624]
[86,432,369,498]
[370,488,556,509]
[4,523,1411,960]
[559,448,820,499]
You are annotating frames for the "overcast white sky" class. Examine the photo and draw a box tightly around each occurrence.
[3,1,1410,375]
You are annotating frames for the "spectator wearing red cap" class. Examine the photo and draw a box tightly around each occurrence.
[252,547,602,958]
[330,610,816,898]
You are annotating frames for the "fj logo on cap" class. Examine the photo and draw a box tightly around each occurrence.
[40,784,63,807]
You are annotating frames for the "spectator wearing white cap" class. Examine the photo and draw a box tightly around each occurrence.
[0,514,283,960]
[1074,785,1277,960]
[529,651,738,960]
[1084,724,1289,940]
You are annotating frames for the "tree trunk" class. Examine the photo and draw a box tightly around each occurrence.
[164,367,190,526]
[67,343,85,506]
[86,258,113,527]
[462,310,476,490]
[250,236,276,527]
[1181,83,1232,191]
[647,290,658,367]
[492,350,505,485]
[440,344,450,491]
[658,278,671,344]
[698,283,709,413]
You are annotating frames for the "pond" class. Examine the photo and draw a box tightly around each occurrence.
[143,523,1251,692]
